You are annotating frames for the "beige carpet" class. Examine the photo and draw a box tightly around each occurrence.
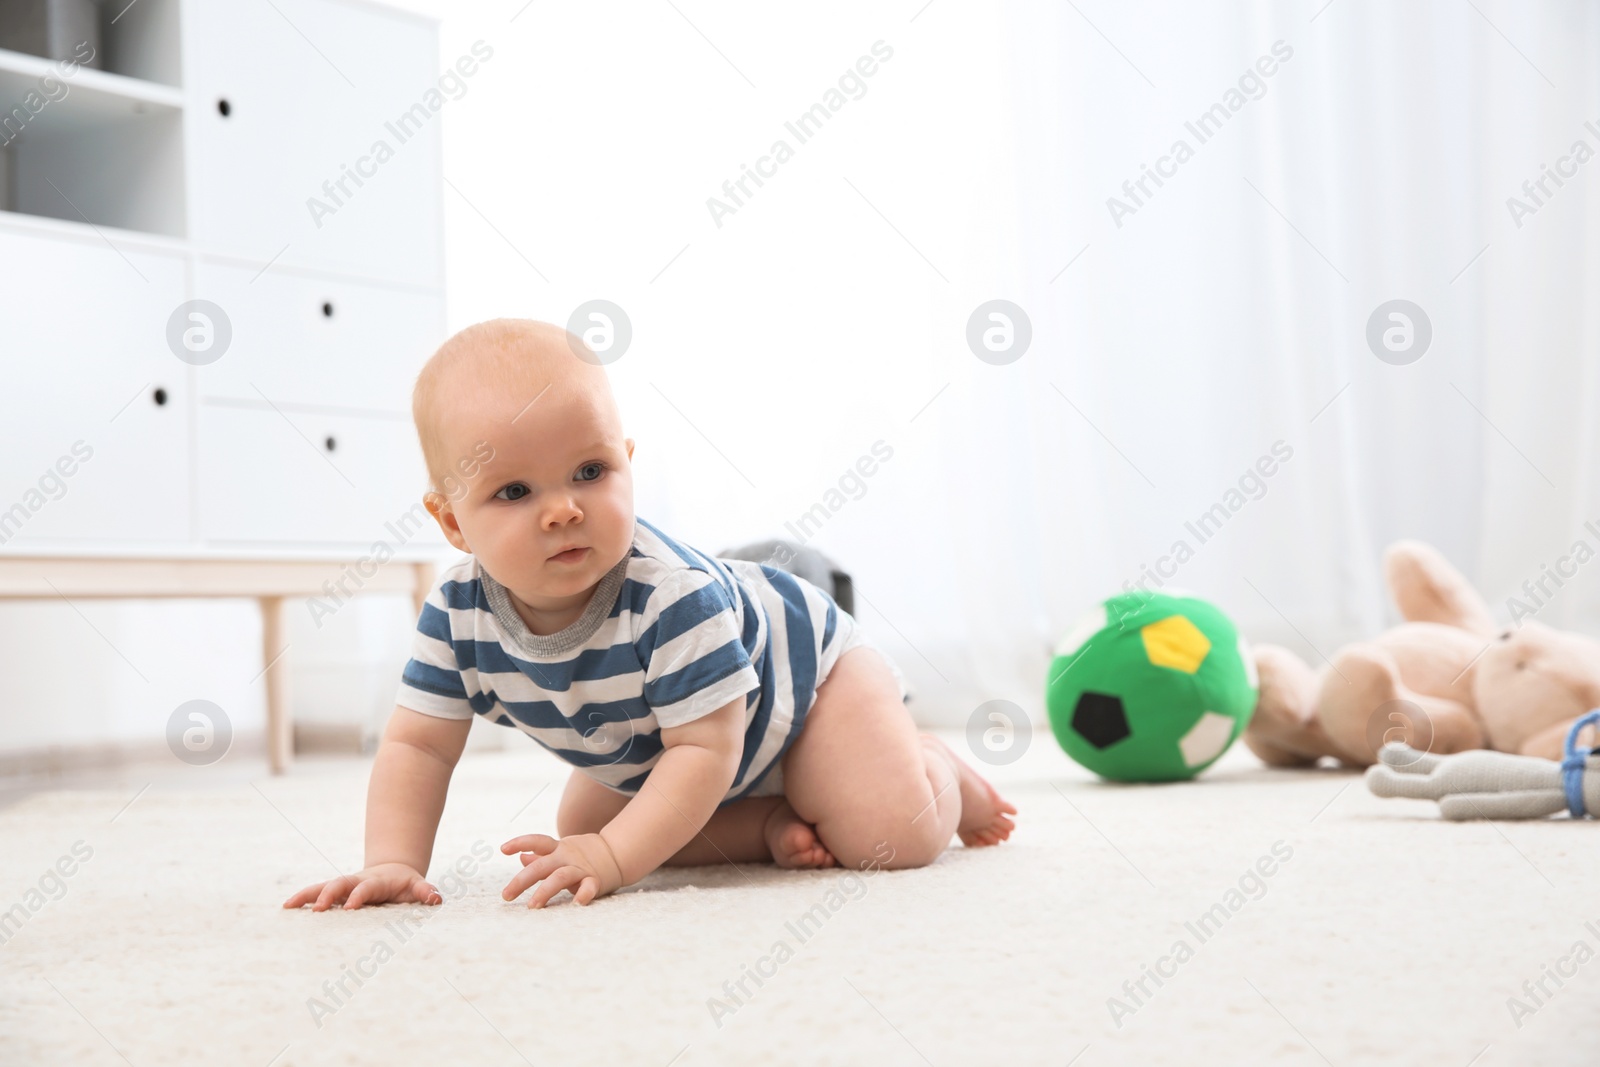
[2,729,1597,1066]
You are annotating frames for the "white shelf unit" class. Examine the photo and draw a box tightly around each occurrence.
[0,0,448,558]
[0,0,185,234]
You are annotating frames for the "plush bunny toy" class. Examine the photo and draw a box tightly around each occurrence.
[1242,540,1600,769]
[1367,721,1600,820]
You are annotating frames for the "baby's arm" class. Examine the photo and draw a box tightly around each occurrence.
[283,705,471,910]
[500,697,745,907]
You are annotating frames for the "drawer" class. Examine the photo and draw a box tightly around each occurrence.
[196,404,443,547]
[0,226,191,546]
[191,261,444,413]
[185,0,443,288]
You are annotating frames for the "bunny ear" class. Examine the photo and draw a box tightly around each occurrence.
[1383,540,1497,636]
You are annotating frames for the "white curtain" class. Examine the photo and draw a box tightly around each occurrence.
[420,0,1600,728]
[918,0,1600,727]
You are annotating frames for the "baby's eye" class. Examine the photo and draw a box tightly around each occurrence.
[576,462,606,482]
[494,483,530,501]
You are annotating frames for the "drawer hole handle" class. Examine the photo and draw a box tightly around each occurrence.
[152,387,168,407]
[217,98,231,118]
[324,436,337,452]
[322,301,334,318]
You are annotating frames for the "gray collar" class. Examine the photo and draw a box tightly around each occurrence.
[480,553,630,657]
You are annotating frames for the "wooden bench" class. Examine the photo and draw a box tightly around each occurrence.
[0,554,436,774]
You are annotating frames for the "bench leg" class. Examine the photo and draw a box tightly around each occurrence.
[261,595,292,774]
[412,561,435,620]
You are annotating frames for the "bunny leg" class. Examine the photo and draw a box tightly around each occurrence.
[1317,642,1486,767]
[1242,644,1340,767]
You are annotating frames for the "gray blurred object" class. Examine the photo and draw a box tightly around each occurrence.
[718,538,854,616]
[1367,742,1600,821]
[0,0,102,67]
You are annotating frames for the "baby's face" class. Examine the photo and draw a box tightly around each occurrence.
[429,375,635,612]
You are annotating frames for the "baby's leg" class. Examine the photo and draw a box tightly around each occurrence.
[782,646,1017,870]
[555,770,632,838]
[553,768,834,868]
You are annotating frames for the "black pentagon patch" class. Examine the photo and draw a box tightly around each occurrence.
[1073,691,1130,749]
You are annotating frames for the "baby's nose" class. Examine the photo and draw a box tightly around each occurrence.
[542,499,582,525]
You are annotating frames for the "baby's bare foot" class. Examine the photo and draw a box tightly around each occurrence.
[763,800,836,869]
[922,734,1019,847]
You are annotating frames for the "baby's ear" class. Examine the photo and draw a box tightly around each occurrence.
[423,492,470,551]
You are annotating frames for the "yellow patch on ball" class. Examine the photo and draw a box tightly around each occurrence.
[1140,614,1211,674]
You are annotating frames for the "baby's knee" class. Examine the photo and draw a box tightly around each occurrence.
[825,814,947,871]
[554,772,626,837]
[554,807,591,838]
[556,798,618,837]
[889,818,951,868]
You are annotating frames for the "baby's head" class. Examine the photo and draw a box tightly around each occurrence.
[412,318,635,609]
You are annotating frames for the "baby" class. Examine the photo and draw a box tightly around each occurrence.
[285,319,1016,911]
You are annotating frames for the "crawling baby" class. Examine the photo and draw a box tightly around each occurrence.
[285,319,1016,911]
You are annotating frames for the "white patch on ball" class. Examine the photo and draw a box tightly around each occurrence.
[1179,711,1236,768]
[1238,635,1259,689]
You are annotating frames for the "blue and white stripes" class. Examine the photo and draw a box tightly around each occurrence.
[396,517,841,803]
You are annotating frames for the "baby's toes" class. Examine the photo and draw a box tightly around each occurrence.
[796,841,834,868]
[780,826,813,857]
[960,809,1018,847]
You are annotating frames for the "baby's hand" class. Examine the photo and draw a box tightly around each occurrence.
[283,862,443,911]
[500,833,625,908]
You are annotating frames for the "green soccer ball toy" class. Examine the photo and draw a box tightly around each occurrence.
[1046,591,1258,782]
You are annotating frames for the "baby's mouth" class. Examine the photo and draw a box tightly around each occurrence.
[550,546,590,564]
